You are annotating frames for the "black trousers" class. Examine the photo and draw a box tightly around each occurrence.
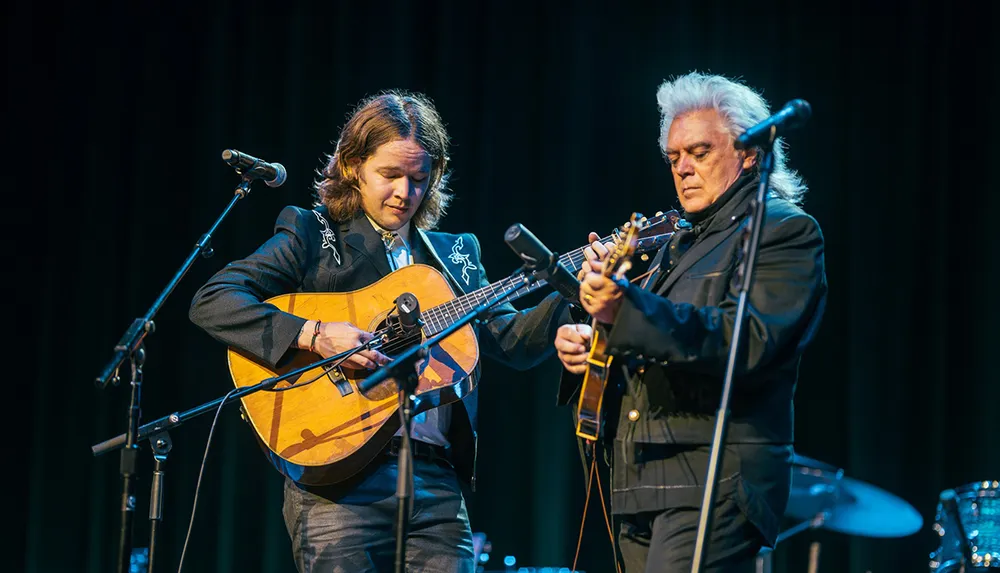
[618,495,763,573]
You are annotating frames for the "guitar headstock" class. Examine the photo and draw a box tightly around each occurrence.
[604,212,646,279]
[613,209,681,256]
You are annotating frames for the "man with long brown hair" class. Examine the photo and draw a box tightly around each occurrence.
[190,90,571,572]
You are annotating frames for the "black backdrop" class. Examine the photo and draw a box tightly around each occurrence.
[8,1,999,572]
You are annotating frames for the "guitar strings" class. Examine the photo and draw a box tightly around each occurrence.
[375,233,627,355]
[414,230,635,327]
[270,229,675,393]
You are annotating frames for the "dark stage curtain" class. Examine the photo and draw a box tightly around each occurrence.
[8,1,998,572]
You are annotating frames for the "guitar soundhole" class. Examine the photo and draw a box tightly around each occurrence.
[352,317,424,402]
[372,317,422,358]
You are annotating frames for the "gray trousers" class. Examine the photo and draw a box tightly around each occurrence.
[282,457,475,573]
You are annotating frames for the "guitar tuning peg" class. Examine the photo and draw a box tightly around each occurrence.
[641,254,649,261]
[655,211,663,216]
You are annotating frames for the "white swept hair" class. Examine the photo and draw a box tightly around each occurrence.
[656,72,807,204]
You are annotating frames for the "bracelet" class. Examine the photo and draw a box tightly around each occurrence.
[309,320,322,353]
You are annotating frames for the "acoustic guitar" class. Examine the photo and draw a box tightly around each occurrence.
[228,212,677,485]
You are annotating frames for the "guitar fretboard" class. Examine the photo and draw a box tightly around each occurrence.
[419,235,612,335]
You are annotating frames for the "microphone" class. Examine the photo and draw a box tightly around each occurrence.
[734,99,812,150]
[356,292,423,395]
[221,149,287,187]
[504,223,580,303]
[394,292,421,333]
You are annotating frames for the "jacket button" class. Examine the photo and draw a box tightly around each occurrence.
[628,409,640,422]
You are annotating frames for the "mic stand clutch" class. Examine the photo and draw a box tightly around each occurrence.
[357,277,529,573]
[690,144,778,573]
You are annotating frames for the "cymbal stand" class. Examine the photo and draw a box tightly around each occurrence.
[755,512,828,573]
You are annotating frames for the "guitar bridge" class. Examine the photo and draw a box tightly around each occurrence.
[325,367,353,397]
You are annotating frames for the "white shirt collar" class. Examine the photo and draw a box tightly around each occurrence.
[365,214,411,248]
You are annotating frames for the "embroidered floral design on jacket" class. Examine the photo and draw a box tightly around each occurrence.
[312,211,341,265]
[448,236,478,286]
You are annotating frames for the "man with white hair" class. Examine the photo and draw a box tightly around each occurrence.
[554,72,828,571]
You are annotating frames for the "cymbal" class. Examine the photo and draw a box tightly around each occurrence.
[791,453,841,473]
[786,454,923,538]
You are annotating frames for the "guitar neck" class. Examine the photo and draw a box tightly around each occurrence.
[420,235,613,335]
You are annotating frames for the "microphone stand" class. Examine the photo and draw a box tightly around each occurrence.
[690,142,776,573]
[91,175,256,573]
[356,276,531,573]
[92,342,372,572]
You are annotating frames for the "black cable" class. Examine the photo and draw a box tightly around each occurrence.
[176,386,239,573]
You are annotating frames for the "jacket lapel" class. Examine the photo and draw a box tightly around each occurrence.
[416,229,469,294]
[654,180,758,295]
[655,223,743,295]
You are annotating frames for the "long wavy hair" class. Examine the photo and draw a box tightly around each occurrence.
[314,90,452,229]
[656,72,807,204]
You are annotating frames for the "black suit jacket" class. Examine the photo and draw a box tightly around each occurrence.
[555,181,826,540]
[559,187,826,448]
[190,205,571,488]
